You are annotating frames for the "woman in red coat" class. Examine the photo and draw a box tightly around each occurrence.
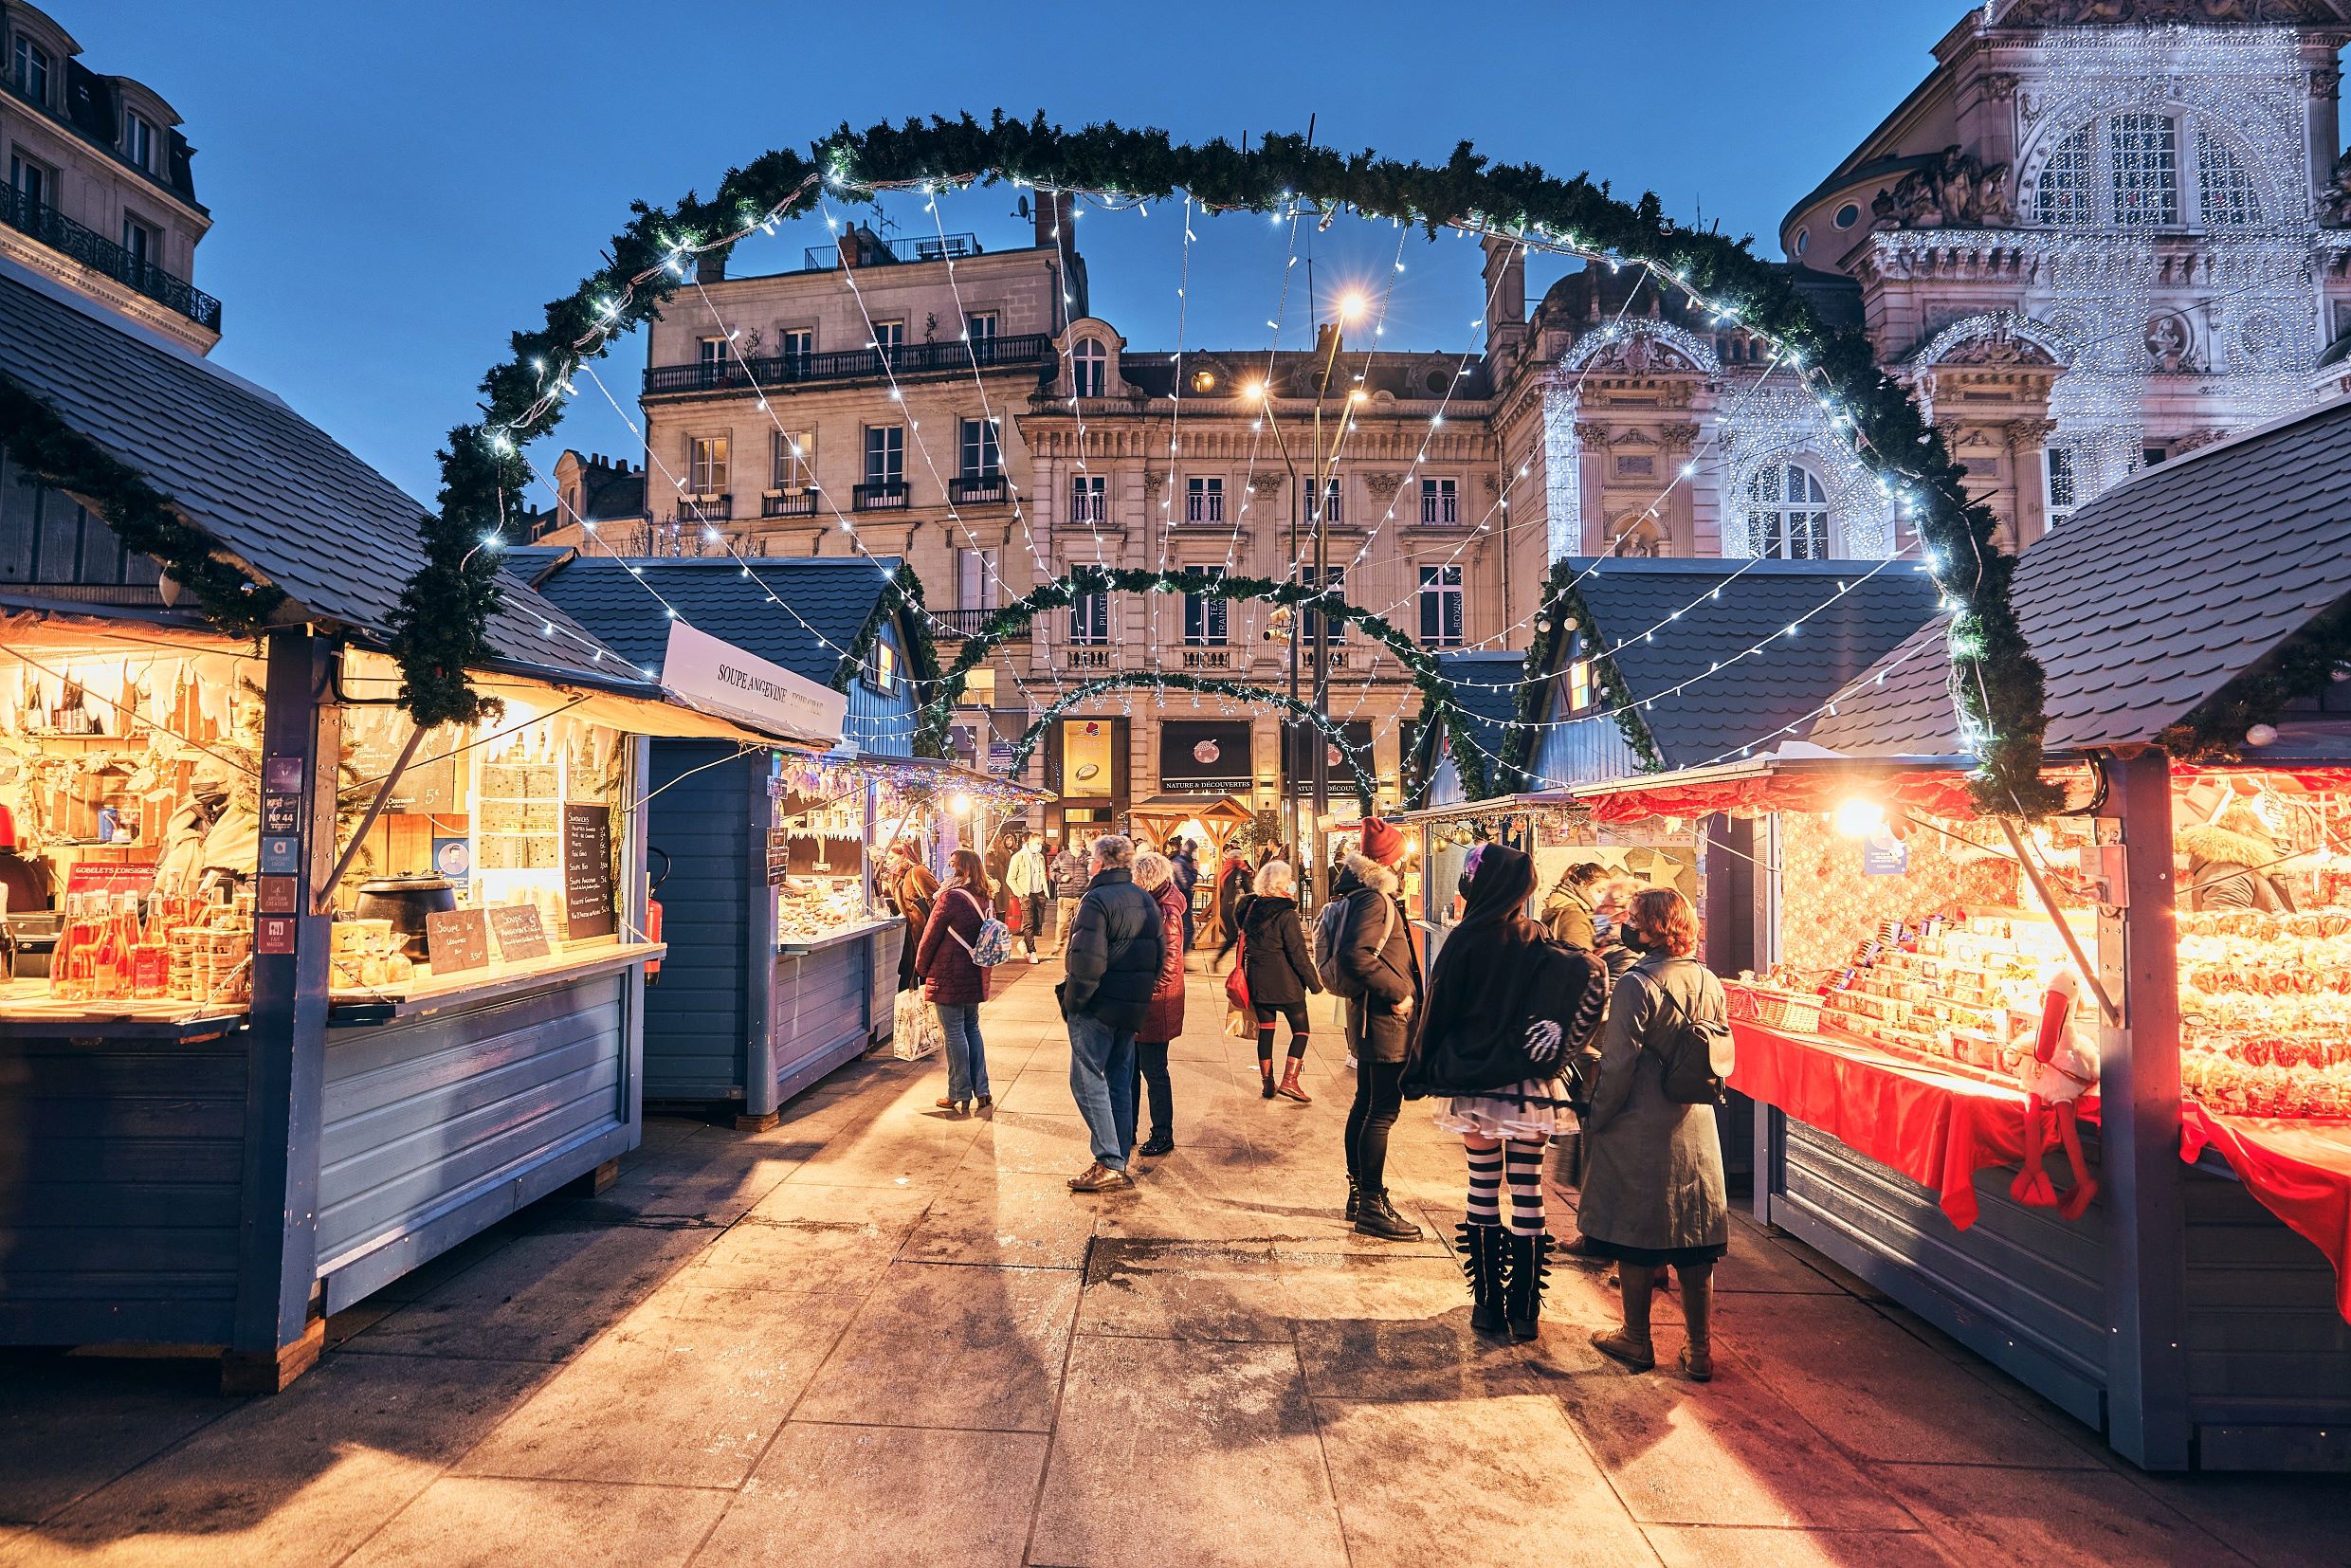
[1130,849,1189,1158]
[916,848,994,1115]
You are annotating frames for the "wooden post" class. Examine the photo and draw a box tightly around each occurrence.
[225,629,337,1395]
[2101,748,2191,1469]
[744,749,782,1125]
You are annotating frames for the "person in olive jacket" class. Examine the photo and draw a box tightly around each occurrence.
[1333,820,1424,1240]
[1059,834,1166,1194]
[915,848,995,1116]
[1223,859,1321,1103]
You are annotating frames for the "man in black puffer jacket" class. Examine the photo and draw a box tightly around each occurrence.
[1060,834,1166,1194]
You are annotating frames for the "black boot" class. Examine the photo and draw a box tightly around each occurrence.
[1504,1231,1553,1341]
[1457,1223,1508,1336]
[1355,1189,1424,1241]
[1343,1178,1360,1222]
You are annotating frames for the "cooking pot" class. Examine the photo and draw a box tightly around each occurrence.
[353,874,457,945]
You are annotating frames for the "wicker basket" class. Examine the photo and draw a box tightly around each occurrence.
[1745,988,1824,1034]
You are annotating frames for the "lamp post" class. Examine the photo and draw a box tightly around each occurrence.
[1243,378,1303,871]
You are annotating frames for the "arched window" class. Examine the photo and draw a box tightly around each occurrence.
[1745,464,1830,559]
[1071,337,1107,398]
[2031,110,2262,230]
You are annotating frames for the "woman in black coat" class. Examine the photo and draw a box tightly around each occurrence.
[1222,859,1321,1103]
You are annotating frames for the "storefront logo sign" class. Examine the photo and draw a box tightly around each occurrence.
[661,621,847,745]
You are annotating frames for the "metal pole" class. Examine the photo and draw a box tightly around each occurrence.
[1307,318,1346,904]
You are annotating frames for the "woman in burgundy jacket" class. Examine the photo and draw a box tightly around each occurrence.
[1129,849,1189,1158]
[916,848,994,1114]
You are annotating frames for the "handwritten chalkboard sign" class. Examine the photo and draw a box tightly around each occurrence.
[488,903,551,960]
[426,907,491,974]
[563,802,616,939]
[343,716,461,812]
[767,829,792,887]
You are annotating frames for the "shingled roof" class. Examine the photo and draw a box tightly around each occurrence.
[523,555,910,688]
[1569,557,1942,767]
[1809,396,2351,757]
[0,261,629,687]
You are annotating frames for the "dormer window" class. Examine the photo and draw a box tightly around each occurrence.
[121,109,156,173]
[1071,337,1106,398]
[12,35,50,107]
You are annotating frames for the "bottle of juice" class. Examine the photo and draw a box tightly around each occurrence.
[51,894,91,1001]
[132,892,169,1000]
[91,893,129,999]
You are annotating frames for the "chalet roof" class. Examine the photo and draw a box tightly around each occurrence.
[1809,396,2351,757]
[0,260,630,689]
[1568,557,1942,769]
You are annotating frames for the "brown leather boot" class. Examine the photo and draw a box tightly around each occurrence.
[1277,1059,1311,1103]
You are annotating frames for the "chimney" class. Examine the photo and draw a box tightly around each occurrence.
[1482,235,1526,358]
[1034,191,1076,251]
[1313,321,1344,366]
[837,224,891,268]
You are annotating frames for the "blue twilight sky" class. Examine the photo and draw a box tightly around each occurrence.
[63,1,1976,501]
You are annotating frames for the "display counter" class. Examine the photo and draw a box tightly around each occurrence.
[325,939,665,1020]
[778,916,896,957]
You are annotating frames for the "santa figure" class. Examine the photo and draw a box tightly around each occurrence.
[2010,962,2101,1220]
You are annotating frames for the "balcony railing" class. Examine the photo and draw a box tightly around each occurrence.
[928,609,1030,641]
[853,481,910,511]
[645,333,1054,398]
[802,231,979,270]
[1062,646,1114,670]
[671,494,732,522]
[949,474,1011,506]
[0,184,220,332]
[760,490,819,519]
[1181,647,1233,670]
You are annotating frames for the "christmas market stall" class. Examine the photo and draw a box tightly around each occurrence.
[0,264,807,1390]
[1619,401,2351,1471]
[521,555,1032,1124]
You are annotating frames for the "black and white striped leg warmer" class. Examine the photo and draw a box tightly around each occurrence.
[1463,1137,1503,1225]
[1504,1139,1548,1235]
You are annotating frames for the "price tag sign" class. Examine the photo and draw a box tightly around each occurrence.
[426,908,492,975]
[487,904,550,961]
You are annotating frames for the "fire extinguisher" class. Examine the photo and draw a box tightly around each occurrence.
[645,847,670,985]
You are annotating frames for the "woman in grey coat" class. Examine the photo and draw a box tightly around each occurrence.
[1579,886,1730,1380]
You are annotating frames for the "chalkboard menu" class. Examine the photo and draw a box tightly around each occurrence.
[343,715,462,811]
[563,802,616,939]
[488,903,551,960]
[426,908,491,975]
[767,829,792,887]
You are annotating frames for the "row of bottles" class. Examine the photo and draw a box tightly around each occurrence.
[50,889,241,1003]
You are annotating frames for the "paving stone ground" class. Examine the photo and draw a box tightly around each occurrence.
[5,959,2350,1566]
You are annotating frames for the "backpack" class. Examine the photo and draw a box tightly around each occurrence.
[946,889,1013,968]
[1314,893,1392,999]
[1641,962,1736,1105]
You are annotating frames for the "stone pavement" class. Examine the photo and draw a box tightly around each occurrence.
[4,960,2350,1567]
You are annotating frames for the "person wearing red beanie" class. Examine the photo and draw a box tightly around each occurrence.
[1358,816,1406,870]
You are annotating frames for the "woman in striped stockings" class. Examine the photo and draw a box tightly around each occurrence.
[1409,843,1608,1340]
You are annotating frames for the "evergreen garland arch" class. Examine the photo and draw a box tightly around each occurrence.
[425,112,2055,811]
[1010,674,1376,814]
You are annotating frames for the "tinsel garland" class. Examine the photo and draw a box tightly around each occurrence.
[1,374,288,635]
[917,564,1484,793]
[1005,670,1376,812]
[2157,600,2351,761]
[429,112,2053,812]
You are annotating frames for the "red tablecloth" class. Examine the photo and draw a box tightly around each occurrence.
[2179,1105,2351,1322]
[1731,1019,2097,1230]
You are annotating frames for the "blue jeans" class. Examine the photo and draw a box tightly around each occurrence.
[1066,1012,1137,1169]
[937,1002,989,1103]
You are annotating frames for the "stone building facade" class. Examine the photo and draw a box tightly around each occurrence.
[544,0,2351,811]
[0,0,217,351]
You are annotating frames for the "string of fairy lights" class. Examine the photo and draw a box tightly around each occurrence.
[487,156,2010,796]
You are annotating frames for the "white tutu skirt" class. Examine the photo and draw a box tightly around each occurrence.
[1431,1077,1575,1140]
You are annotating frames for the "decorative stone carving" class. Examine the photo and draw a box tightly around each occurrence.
[1573,422,1615,449]
[1991,0,2343,23]
[2004,418,2059,447]
[1611,512,1664,559]
[1587,333,1697,376]
[1362,471,1405,502]
[2315,67,2343,100]
[2171,428,2232,454]
[1934,329,2059,368]
[2321,149,2351,226]
[1658,422,1701,454]
[1247,471,1287,498]
[1981,72,2020,102]
[1482,473,1504,500]
[2144,312,2196,374]
[1870,145,2015,230]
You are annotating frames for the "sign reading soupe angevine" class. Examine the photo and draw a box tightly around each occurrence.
[661,620,846,745]
[563,803,616,939]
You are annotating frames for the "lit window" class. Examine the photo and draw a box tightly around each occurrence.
[867,641,898,696]
[1745,463,1830,559]
[1568,658,1593,714]
[687,435,729,496]
[120,109,155,173]
[2196,130,2262,228]
[1072,337,1107,398]
[2109,113,2178,228]
[1184,565,1228,647]
[959,417,1000,478]
[1186,476,1223,523]
[2046,447,2078,528]
[1417,565,1464,647]
[863,425,904,487]
[12,35,49,105]
[1069,474,1106,524]
[1069,590,1109,644]
[770,428,815,491]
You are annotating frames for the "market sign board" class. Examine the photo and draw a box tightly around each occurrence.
[1157,720,1253,794]
[661,621,846,746]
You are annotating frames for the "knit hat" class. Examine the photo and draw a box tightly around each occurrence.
[1359,816,1406,868]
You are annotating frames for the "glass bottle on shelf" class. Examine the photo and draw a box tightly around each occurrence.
[132,891,170,1000]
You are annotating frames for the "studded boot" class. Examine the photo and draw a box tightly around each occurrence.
[1458,1223,1508,1336]
[1504,1231,1554,1341]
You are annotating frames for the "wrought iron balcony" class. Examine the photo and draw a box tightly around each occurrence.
[760,490,819,519]
[644,333,1054,398]
[852,481,910,511]
[669,494,731,522]
[949,474,1011,506]
[802,231,980,269]
[0,184,220,332]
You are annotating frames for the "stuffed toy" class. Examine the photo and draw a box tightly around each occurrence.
[2011,963,2101,1220]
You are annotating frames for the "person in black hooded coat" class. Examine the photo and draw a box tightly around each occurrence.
[1408,842,1607,1342]
[1220,859,1321,1103]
